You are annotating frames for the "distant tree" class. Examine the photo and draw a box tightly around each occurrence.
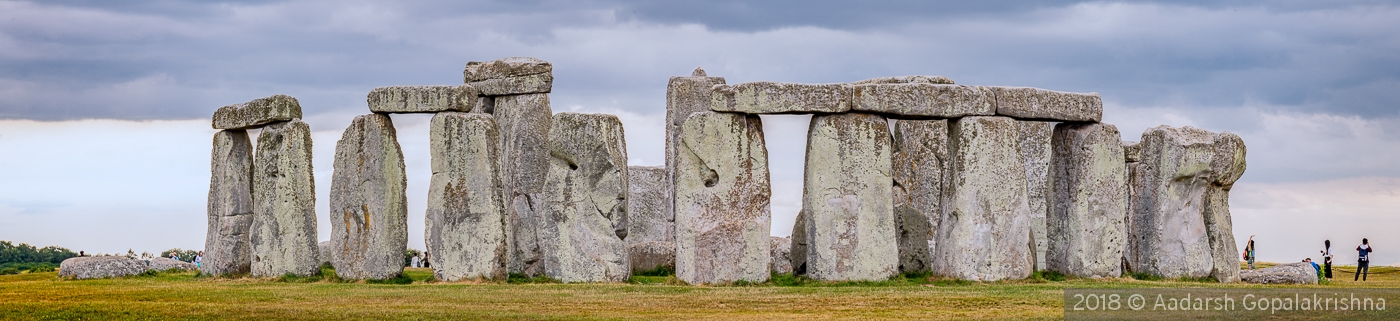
[0,240,78,265]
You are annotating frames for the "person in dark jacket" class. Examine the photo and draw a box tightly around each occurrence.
[1355,238,1373,281]
[1322,240,1333,279]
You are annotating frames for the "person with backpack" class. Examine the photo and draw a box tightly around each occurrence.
[1356,238,1373,281]
[1243,235,1257,270]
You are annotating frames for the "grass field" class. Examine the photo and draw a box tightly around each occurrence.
[1,263,1396,320]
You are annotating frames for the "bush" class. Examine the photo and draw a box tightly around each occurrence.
[0,267,19,275]
[633,265,674,277]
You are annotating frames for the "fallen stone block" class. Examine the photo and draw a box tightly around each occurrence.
[711,82,851,114]
[425,112,509,281]
[932,116,1034,281]
[463,57,553,96]
[891,119,948,274]
[1047,122,1127,278]
[800,113,897,281]
[674,111,771,284]
[1240,263,1318,284]
[213,95,303,130]
[367,85,478,113]
[628,241,675,273]
[990,87,1102,122]
[59,257,151,279]
[250,120,320,277]
[204,130,254,276]
[851,84,994,117]
[538,113,630,283]
[329,114,409,280]
[147,257,197,272]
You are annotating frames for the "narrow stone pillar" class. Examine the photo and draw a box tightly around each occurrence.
[627,165,674,273]
[425,112,509,281]
[789,209,808,275]
[932,116,1034,281]
[539,113,630,283]
[1047,123,1127,278]
[1121,141,1142,274]
[203,130,253,276]
[493,93,552,275]
[674,111,771,284]
[800,113,897,281]
[329,114,408,280]
[667,68,726,251]
[250,119,320,277]
[891,119,948,274]
[1130,125,1216,279]
[1017,121,1055,271]
[1205,132,1246,283]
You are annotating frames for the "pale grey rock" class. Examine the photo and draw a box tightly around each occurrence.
[1127,125,1217,279]
[318,241,333,267]
[711,82,851,114]
[1017,121,1055,271]
[367,85,478,113]
[851,84,994,117]
[463,57,552,82]
[851,75,955,85]
[538,113,630,283]
[468,73,553,96]
[1205,132,1246,283]
[628,241,675,273]
[790,209,808,275]
[147,257,197,272]
[1210,133,1247,187]
[770,236,793,274]
[329,114,408,280]
[1240,262,1318,284]
[250,120,320,277]
[204,130,254,276]
[425,112,509,281]
[1122,141,1141,163]
[1047,123,1127,278]
[59,257,150,279]
[1122,161,1142,274]
[891,119,948,274]
[933,116,1035,281]
[627,166,671,245]
[493,93,553,275]
[666,69,726,247]
[674,111,772,284]
[990,87,1103,122]
[800,113,897,281]
[212,95,303,130]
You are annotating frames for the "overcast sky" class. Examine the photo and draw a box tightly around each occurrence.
[1,0,1397,265]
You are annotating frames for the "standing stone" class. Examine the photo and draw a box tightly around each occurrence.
[1015,121,1055,271]
[250,120,320,277]
[493,93,553,275]
[770,236,793,274]
[989,87,1103,122]
[539,113,630,282]
[674,111,772,284]
[932,116,1034,281]
[1129,125,1216,279]
[204,130,253,276]
[1205,132,1245,283]
[212,95,303,130]
[1121,141,1141,273]
[666,68,725,248]
[627,166,674,273]
[1047,123,1127,278]
[318,241,333,267]
[711,82,852,114]
[800,113,897,281]
[789,209,808,275]
[891,119,948,274]
[425,112,509,281]
[329,114,408,280]
[367,85,478,113]
[463,57,553,96]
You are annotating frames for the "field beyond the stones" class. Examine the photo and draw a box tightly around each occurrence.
[2,264,1396,320]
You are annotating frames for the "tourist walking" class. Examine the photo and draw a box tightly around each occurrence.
[1322,240,1333,279]
[1244,235,1257,270]
[1355,238,1373,281]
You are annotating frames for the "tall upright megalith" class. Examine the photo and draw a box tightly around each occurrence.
[425,112,510,281]
[1128,125,1216,279]
[539,113,630,283]
[667,68,725,240]
[329,114,408,280]
[891,119,947,274]
[1205,132,1246,283]
[250,119,320,277]
[933,116,1034,281]
[204,130,254,276]
[1017,121,1055,271]
[1047,123,1127,278]
[800,113,897,281]
[674,111,772,284]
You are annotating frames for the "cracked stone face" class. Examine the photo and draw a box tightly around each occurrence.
[329,114,408,280]
[537,112,630,283]
[250,120,320,277]
[1047,122,1127,278]
[891,119,947,274]
[492,93,553,275]
[212,95,303,130]
[674,111,771,284]
[932,116,1034,281]
[204,129,253,276]
[800,112,897,281]
[425,112,509,281]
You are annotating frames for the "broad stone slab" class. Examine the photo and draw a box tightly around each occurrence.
[250,120,320,277]
[367,85,478,113]
[770,236,792,274]
[933,116,1034,281]
[1240,262,1317,284]
[468,73,553,96]
[628,241,675,273]
[852,75,954,85]
[204,130,254,276]
[493,93,553,275]
[463,57,553,96]
[329,114,408,280]
[851,84,994,118]
[213,95,303,130]
[627,166,672,245]
[666,68,726,241]
[539,113,630,283]
[1017,121,1055,271]
[674,111,772,284]
[1047,123,1127,278]
[59,257,150,279]
[426,112,509,281]
[990,87,1102,122]
[148,258,197,272]
[1128,125,1216,279]
[711,82,851,114]
[800,113,897,281]
[891,119,948,274]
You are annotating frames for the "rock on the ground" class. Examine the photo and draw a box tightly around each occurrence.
[933,116,1035,281]
[1047,123,1127,278]
[538,113,630,283]
[204,130,254,276]
[891,119,948,274]
[990,87,1102,122]
[463,57,552,96]
[851,75,955,85]
[851,84,995,118]
[711,82,851,114]
[627,166,672,245]
[250,120,320,277]
[674,111,772,284]
[1017,121,1055,271]
[59,257,150,279]
[1240,263,1318,284]
[329,114,408,280]
[147,257,197,272]
[800,113,897,281]
[628,241,675,273]
[1128,125,1216,279]
[213,95,303,130]
[666,68,726,244]
[367,85,478,113]
[770,236,793,274]
[425,112,509,281]
[1204,132,1246,283]
[493,93,553,275]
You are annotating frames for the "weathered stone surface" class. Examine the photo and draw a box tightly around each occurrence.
[538,113,630,283]
[666,68,725,247]
[711,82,851,114]
[212,95,303,130]
[367,85,478,113]
[990,87,1102,122]
[1240,262,1318,284]
[318,241,333,267]
[493,93,553,275]
[851,75,954,85]
[790,210,808,275]
[1205,132,1246,283]
[329,114,408,280]
[1017,121,1055,271]
[891,119,948,274]
[1122,161,1142,274]
[1047,123,1127,278]
[627,166,671,245]
[468,73,553,96]
[426,112,509,281]
[770,236,793,274]
[463,57,552,82]
[1128,126,1216,279]
[147,257,197,272]
[851,84,995,118]
[1210,133,1247,187]
[250,120,320,277]
[628,241,675,272]
[59,257,150,279]
[933,116,1035,281]
[1122,141,1141,163]
[674,111,772,284]
[800,113,897,281]
[204,130,253,276]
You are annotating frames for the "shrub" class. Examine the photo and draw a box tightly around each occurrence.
[0,267,19,275]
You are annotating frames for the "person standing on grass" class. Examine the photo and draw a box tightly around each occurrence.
[423,251,430,269]
[1322,240,1333,279]
[1356,238,1373,281]
[1244,235,1257,270]
[411,253,421,268]
[195,251,203,268]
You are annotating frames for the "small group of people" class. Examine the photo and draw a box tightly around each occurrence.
[167,251,204,268]
[1247,235,1376,281]
[410,251,430,268]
